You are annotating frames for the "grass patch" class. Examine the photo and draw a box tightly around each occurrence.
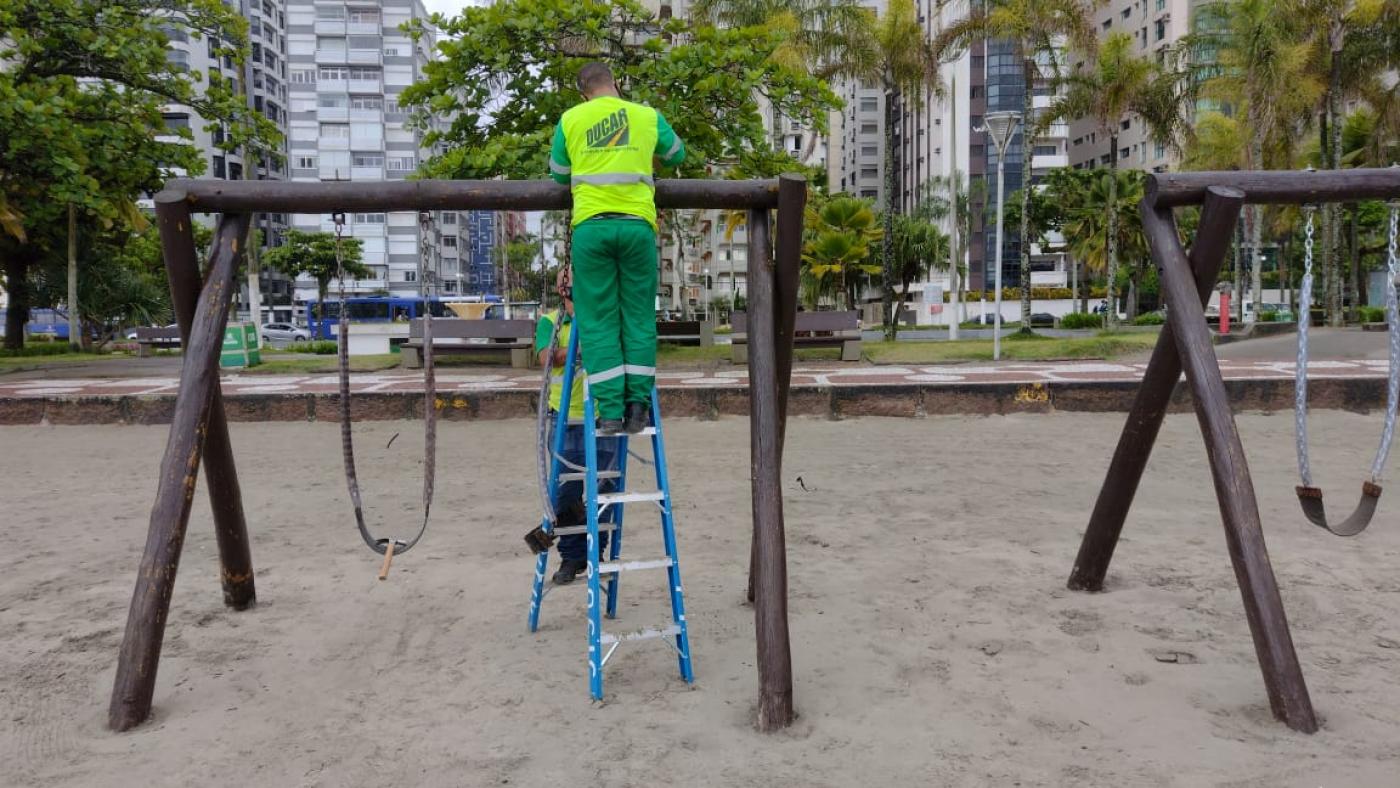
[0,351,116,371]
[863,330,1159,364]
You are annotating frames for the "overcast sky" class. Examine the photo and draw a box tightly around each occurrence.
[421,0,475,18]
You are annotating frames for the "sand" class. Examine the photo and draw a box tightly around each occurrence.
[2,412,1399,787]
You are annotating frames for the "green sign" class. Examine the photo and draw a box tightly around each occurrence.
[219,322,261,368]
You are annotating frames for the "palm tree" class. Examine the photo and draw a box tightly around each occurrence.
[885,208,951,327]
[933,0,1097,332]
[843,0,941,339]
[1199,0,1322,323]
[1038,33,1194,323]
[803,195,882,310]
[1062,169,1147,308]
[924,171,981,324]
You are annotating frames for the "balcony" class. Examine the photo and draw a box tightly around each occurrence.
[347,21,380,36]
[317,106,348,122]
[1033,154,1070,168]
[350,108,382,123]
[348,78,382,93]
[317,136,350,151]
[315,48,348,65]
[351,166,384,180]
[348,49,382,66]
[314,20,346,35]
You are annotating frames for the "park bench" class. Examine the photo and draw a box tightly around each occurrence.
[401,318,537,369]
[656,320,715,347]
[730,309,862,363]
[134,326,182,357]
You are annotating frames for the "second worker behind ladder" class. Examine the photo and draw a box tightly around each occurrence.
[537,267,620,584]
[548,61,687,435]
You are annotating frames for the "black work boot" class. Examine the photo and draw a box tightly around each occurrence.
[597,419,625,436]
[552,559,588,585]
[624,402,650,434]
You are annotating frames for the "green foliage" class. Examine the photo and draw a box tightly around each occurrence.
[1131,311,1166,325]
[401,0,839,180]
[1059,312,1103,329]
[284,340,339,355]
[0,342,92,358]
[1360,306,1387,323]
[0,0,281,349]
[263,230,369,305]
[504,236,550,302]
[802,195,881,309]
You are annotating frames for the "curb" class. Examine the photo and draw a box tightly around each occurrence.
[0,377,1388,426]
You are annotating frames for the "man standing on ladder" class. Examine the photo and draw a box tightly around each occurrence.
[537,267,619,584]
[548,61,687,435]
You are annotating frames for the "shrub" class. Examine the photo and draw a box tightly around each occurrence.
[1059,312,1103,329]
[0,343,82,358]
[1360,306,1387,324]
[286,340,338,355]
[1259,310,1280,323]
[1131,312,1165,326]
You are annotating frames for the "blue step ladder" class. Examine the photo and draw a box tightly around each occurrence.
[527,327,694,700]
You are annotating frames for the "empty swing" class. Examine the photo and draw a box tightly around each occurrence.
[1293,200,1400,536]
[333,210,439,576]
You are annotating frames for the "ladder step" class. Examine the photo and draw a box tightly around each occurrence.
[598,557,673,574]
[559,470,622,482]
[597,427,657,437]
[549,522,621,537]
[600,624,681,646]
[597,490,665,506]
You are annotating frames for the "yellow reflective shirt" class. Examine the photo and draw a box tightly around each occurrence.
[535,310,586,419]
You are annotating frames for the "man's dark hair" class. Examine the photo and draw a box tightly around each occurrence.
[576,62,615,95]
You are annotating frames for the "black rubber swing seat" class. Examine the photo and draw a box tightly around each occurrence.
[1295,482,1383,537]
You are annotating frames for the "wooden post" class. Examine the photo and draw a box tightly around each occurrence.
[155,199,257,611]
[109,213,251,732]
[746,207,794,731]
[1069,187,1244,590]
[749,174,806,604]
[1146,205,1318,733]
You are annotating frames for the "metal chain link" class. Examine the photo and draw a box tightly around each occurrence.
[1295,206,1317,486]
[1372,200,1400,481]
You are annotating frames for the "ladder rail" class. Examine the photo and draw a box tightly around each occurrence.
[650,387,694,683]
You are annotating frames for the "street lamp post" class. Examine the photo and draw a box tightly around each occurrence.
[981,110,1021,361]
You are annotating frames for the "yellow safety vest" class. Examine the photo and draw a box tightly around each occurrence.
[542,310,586,419]
[556,97,663,229]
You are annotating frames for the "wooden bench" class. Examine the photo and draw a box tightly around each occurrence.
[730,310,862,363]
[134,326,182,357]
[401,318,537,369]
[657,320,715,347]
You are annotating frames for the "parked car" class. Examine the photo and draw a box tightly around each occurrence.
[1029,312,1055,327]
[969,313,1001,325]
[262,322,310,344]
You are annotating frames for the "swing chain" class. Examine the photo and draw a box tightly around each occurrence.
[1301,205,1316,278]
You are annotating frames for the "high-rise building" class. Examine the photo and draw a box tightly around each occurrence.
[464,211,499,296]
[158,0,294,321]
[283,0,453,303]
[1067,0,1195,174]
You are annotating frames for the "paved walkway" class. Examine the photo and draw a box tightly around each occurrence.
[0,357,1389,400]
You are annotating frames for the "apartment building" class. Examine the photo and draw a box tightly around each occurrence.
[1067,0,1195,173]
[159,0,294,321]
[283,0,455,303]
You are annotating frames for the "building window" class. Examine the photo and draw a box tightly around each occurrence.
[859,97,878,112]
[212,155,226,179]
[319,66,350,80]
[1121,7,1130,18]
[1155,140,1166,159]
[320,123,350,138]
[318,94,348,108]
[350,96,383,110]
[860,144,877,157]
[1102,18,1111,30]
[1155,19,1166,40]
[1033,145,1056,156]
[859,167,877,179]
[1120,147,1130,159]
[442,236,457,248]
[1156,0,1165,10]
[352,154,384,167]
[387,156,416,171]
[404,270,417,282]
[295,156,317,169]
[162,113,191,131]
[354,213,386,223]
[290,68,315,84]
[347,9,380,23]
[348,67,381,81]
[860,122,877,135]
[166,50,191,71]
[860,189,877,199]
[1121,119,1131,130]
[316,5,345,19]
[316,36,346,52]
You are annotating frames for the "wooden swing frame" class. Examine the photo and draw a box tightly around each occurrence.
[1069,167,1400,734]
[108,175,807,732]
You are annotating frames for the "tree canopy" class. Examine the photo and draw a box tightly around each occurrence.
[400,0,840,180]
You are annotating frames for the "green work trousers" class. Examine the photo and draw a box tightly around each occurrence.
[572,217,658,421]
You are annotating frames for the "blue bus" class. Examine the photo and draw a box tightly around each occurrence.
[304,295,502,340]
[0,308,77,340]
